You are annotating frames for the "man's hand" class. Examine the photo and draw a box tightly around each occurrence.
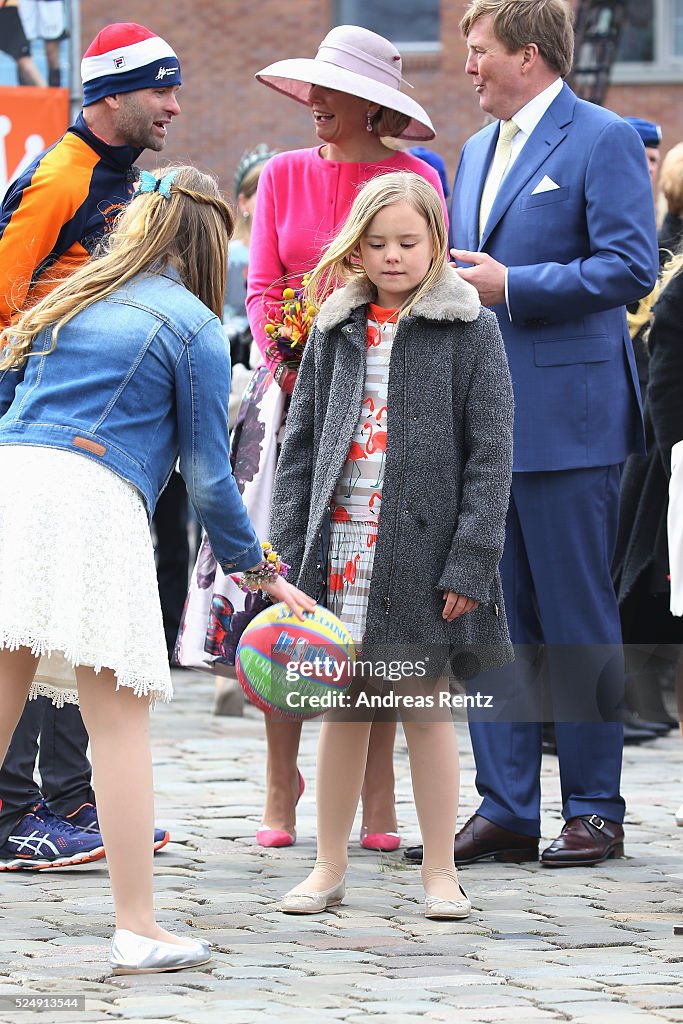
[451,249,507,307]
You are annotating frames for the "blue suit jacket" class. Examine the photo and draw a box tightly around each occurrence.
[450,84,658,472]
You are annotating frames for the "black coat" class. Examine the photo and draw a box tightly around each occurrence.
[613,269,683,636]
[658,212,683,269]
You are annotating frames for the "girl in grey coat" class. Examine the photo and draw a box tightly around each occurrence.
[270,172,514,921]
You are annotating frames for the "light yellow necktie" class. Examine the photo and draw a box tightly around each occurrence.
[478,119,520,240]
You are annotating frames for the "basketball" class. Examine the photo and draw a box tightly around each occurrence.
[235,602,356,720]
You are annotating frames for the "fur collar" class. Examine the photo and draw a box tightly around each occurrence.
[316,266,481,332]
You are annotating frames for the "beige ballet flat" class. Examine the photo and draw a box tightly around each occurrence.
[424,884,472,920]
[280,879,345,914]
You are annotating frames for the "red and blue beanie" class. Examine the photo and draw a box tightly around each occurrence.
[81,23,181,106]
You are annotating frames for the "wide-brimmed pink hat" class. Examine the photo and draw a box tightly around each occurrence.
[255,25,436,142]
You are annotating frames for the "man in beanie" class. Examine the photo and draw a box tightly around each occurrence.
[0,21,181,322]
[0,22,181,870]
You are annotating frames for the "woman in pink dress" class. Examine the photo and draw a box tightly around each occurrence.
[177,25,448,850]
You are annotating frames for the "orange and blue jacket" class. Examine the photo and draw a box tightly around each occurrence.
[0,112,141,327]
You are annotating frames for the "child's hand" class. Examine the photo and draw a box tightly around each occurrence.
[442,591,480,622]
[261,575,317,620]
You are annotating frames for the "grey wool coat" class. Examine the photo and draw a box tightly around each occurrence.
[270,267,515,676]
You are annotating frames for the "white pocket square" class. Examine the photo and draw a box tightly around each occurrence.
[531,175,561,195]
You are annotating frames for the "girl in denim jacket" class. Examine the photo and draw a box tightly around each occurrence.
[0,165,314,973]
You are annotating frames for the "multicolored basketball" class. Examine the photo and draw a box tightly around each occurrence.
[235,602,355,720]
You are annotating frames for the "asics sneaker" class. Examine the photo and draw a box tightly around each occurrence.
[67,802,170,853]
[0,800,105,870]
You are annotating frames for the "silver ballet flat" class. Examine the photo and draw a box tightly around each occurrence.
[109,928,211,975]
[280,879,345,914]
[424,884,472,920]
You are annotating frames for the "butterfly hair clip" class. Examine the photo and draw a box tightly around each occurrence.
[136,169,179,200]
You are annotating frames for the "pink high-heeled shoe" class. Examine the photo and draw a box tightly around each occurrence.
[256,770,305,848]
[360,827,401,852]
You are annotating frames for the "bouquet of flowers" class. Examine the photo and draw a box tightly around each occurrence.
[264,274,317,371]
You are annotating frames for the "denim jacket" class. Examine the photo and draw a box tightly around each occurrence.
[0,268,262,573]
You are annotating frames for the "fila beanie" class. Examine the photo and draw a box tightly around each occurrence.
[81,22,181,106]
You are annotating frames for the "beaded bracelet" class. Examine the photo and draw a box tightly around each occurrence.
[239,542,289,593]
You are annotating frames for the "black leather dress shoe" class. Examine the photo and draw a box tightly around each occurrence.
[541,815,624,867]
[620,709,665,742]
[621,709,671,736]
[622,721,660,745]
[403,813,539,866]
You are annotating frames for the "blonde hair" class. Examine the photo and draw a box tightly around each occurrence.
[460,0,574,78]
[660,142,683,217]
[659,247,683,294]
[305,171,447,323]
[0,165,234,370]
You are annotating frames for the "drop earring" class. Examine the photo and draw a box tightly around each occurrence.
[366,113,374,133]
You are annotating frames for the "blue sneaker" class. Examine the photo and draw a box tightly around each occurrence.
[67,802,170,853]
[0,800,105,871]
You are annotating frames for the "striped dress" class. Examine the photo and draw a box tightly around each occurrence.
[327,304,396,643]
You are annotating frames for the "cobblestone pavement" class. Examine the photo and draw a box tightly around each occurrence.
[0,670,682,1023]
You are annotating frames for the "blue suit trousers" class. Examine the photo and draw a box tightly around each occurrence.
[468,466,626,836]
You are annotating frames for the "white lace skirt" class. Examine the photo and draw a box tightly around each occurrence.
[0,445,172,707]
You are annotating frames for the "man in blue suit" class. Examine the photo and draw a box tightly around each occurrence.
[405,0,658,867]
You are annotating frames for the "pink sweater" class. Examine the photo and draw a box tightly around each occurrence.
[246,146,448,372]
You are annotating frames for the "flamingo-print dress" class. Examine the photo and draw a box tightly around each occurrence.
[328,304,395,643]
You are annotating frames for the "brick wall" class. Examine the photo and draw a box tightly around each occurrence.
[80,1,683,199]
